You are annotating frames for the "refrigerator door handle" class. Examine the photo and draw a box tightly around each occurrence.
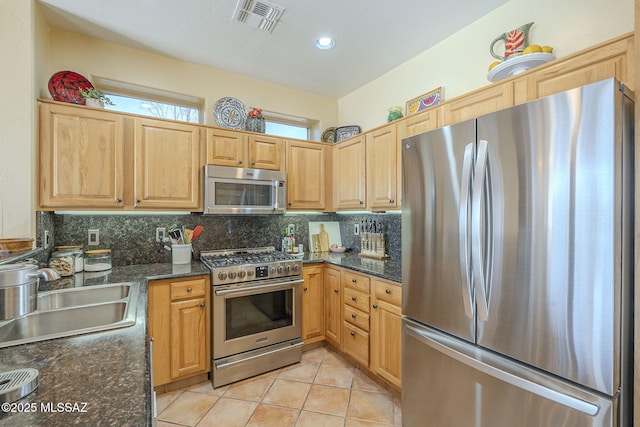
[404,323,600,416]
[471,139,490,321]
[458,143,475,318]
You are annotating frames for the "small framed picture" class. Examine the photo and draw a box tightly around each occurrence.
[405,87,442,116]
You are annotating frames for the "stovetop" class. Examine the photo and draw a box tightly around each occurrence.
[201,246,302,285]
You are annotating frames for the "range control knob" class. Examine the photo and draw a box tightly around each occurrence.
[277,265,283,274]
[237,271,246,279]
[228,271,237,280]
[218,272,227,281]
[247,270,255,277]
[292,264,299,272]
[285,265,291,272]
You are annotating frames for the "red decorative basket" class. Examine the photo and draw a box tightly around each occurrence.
[48,71,94,105]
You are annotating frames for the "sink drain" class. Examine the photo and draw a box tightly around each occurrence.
[0,368,39,403]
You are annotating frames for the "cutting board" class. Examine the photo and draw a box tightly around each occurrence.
[308,222,342,252]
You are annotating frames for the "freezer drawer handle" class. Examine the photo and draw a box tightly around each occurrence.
[458,143,475,319]
[404,324,599,416]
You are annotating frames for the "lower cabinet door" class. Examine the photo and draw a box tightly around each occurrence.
[170,297,208,378]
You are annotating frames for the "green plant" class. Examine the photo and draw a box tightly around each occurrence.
[79,88,114,106]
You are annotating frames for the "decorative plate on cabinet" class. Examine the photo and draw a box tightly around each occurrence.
[213,97,249,130]
[487,53,555,82]
[47,71,94,105]
[321,127,337,143]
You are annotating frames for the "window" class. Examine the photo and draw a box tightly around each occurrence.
[104,93,200,123]
[92,77,204,123]
[263,111,313,140]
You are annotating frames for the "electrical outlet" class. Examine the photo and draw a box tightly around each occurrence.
[156,227,166,243]
[88,229,99,246]
[354,224,360,235]
[288,224,295,236]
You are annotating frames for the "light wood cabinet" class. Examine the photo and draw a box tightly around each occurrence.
[39,102,125,209]
[323,265,342,347]
[206,128,283,170]
[148,275,210,387]
[370,278,402,390]
[302,265,325,344]
[286,140,328,210]
[334,136,366,209]
[134,118,203,210]
[396,108,440,139]
[39,102,203,211]
[366,124,400,210]
[441,82,514,126]
[342,270,371,366]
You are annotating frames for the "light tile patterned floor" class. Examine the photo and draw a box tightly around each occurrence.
[156,346,401,427]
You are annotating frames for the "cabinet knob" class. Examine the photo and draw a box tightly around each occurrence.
[351,278,357,283]
[288,202,292,206]
[373,304,378,309]
[334,289,339,293]
[351,313,356,319]
[359,200,364,204]
[350,331,356,337]
[304,287,308,291]
[351,296,356,302]
[238,160,243,164]
[200,303,205,308]
[385,288,391,294]
[115,198,123,203]
[390,199,395,203]
[187,287,192,292]
[136,199,141,203]
[251,161,256,165]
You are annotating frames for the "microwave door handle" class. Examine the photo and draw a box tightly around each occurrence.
[273,180,280,210]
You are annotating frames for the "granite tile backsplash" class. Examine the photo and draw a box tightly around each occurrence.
[38,211,401,267]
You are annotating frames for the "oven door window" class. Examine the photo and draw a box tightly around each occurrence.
[215,181,273,207]
[226,288,293,340]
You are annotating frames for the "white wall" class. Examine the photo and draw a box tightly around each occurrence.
[43,30,339,141]
[338,0,635,130]
[0,0,38,239]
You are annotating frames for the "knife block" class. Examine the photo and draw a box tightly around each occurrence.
[358,231,389,260]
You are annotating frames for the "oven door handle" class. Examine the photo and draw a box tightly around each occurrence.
[215,340,304,369]
[214,278,304,297]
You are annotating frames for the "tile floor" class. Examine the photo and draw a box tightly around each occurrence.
[156,346,401,427]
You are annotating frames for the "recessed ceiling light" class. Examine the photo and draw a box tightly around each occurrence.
[315,36,335,50]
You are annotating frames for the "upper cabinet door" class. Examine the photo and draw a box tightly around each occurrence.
[134,118,202,210]
[366,125,399,210]
[249,134,283,171]
[206,128,246,167]
[39,103,125,209]
[334,136,366,209]
[286,140,327,210]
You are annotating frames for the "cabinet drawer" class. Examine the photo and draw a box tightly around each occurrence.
[374,280,401,307]
[344,306,369,332]
[170,278,207,300]
[343,271,370,293]
[344,287,370,313]
[343,321,369,366]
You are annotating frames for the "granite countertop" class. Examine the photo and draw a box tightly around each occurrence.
[302,252,402,283]
[0,261,208,427]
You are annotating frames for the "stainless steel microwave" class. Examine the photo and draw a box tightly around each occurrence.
[204,165,286,214]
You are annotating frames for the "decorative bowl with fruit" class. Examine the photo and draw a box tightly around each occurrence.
[329,244,346,253]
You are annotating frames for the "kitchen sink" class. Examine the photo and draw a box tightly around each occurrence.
[0,282,139,348]
[37,283,131,310]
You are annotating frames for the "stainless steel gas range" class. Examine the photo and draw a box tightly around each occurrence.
[200,246,304,388]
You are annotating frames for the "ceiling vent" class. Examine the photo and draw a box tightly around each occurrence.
[232,0,285,33]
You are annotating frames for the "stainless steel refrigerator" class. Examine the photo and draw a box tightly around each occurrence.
[401,78,633,427]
